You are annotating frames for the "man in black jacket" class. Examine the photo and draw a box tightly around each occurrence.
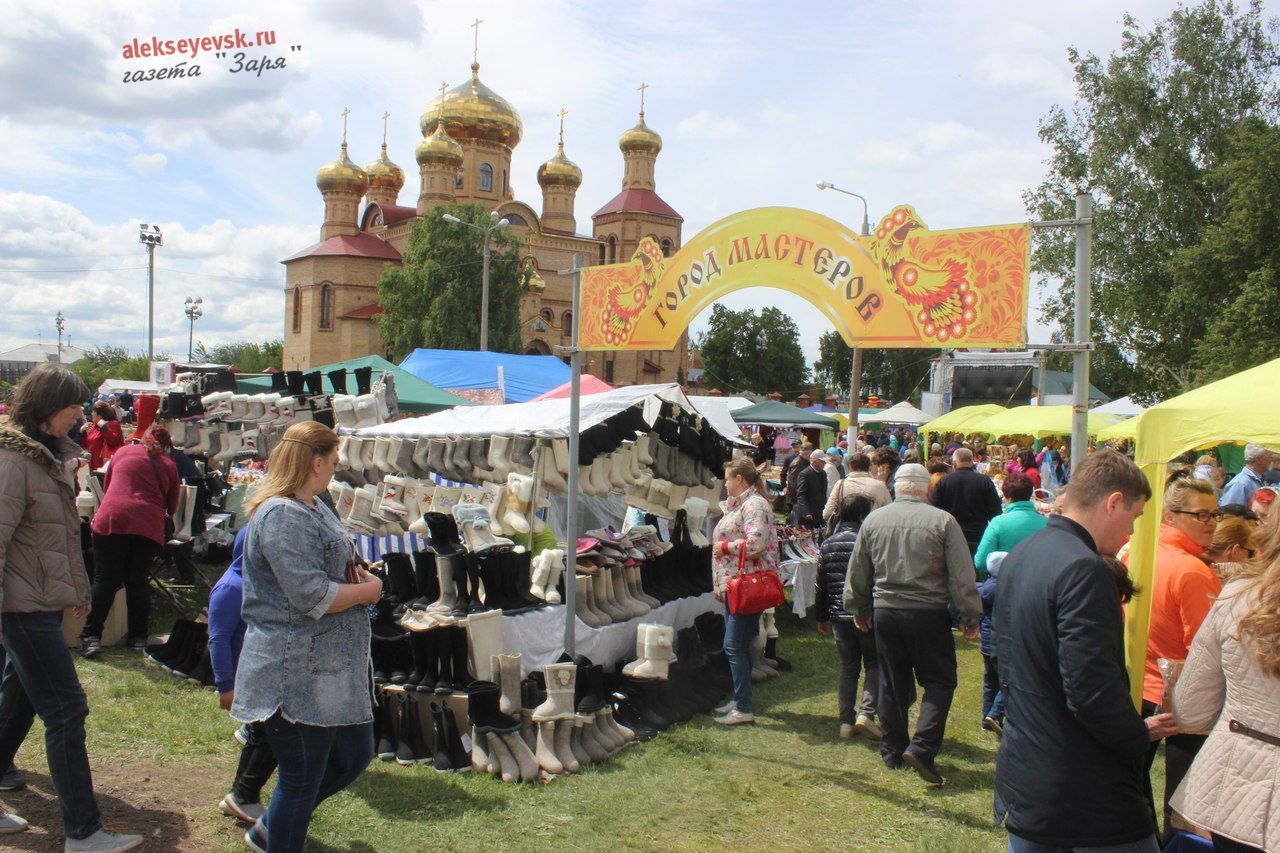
[793,450,827,529]
[815,494,881,741]
[930,447,1001,556]
[994,449,1175,852]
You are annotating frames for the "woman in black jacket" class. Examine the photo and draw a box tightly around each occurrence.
[815,493,881,740]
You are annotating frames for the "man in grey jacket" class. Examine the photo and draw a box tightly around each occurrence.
[844,463,981,786]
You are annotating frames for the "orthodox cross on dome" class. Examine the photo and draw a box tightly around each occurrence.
[436,81,448,122]
[340,106,351,148]
[471,18,483,65]
[381,111,390,148]
[637,82,648,118]
[557,108,567,146]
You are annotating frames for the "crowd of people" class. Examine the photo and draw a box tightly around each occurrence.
[2,360,1279,852]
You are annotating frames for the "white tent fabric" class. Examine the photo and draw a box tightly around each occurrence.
[859,400,931,425]
[687,395,754,413]
[1092,395,1146,418]
[353,382,749,445]
[97,379,162,395]
[686,395,753,443]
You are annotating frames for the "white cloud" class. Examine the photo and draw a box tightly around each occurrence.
[675,109,746,141]
[978,51,1076,99]
[129,152,167,174]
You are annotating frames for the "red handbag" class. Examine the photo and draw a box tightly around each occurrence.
[726,541,785,615]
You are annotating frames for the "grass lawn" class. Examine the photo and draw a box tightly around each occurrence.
[2,599,1166,852]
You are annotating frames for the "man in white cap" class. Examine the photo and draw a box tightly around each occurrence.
[844,462,981,787]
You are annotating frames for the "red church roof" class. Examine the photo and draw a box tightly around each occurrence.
[283,233,402,263]
[592,189,682,220]
[379,205,417,226]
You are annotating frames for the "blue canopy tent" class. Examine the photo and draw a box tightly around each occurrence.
[398,349,571,403]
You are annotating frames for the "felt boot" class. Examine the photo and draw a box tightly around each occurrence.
[569,721,592,768]
[622,625,651,677]
[494,653,522,717]
[500,473,533,535]
[631,624,675,680]
[553,720,580,772]
[465,608,504,681]
[470,724,491,773]
[531,663,576,722]
[485,732,517,782]
[534,720,564,775]
[574,575,604,628]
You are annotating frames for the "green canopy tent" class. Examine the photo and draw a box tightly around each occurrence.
[238,355,471,415]
[730,400,841,429]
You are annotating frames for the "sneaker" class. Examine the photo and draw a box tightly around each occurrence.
[244,819,267,852]
[0,812,28,834]
[0,764,25,791]
[220,792,265,824]
[839,723,854,739]
[854,714,884,741]
[902,751,947,787]
[982,716,1004,737]
[714,699,735,715]
[64,828,144,851]
[714,709,755,726]
[128,637,148,651]
[234,724,251,747]
[80,637,102,658]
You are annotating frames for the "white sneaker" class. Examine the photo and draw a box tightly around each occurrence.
[64,829,144,852]
[220,792,266,823]
[714,699,735,715]
[714,709,755,726]
[0,812,28,834]
[855,714,884,740]
[839,723,855,739]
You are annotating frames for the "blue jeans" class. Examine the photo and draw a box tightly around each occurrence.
[722,603,760,713]
[0,611,102,840]
[982,653,1006,722]
[262,714,373,853]
[1007,832,1160,853]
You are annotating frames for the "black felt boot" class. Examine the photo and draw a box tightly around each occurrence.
[448,625,472,692]
[386,638,409,685]
[394,692,420,766]
[382,552,416,615]
[327,369,348,395]
[429,703,453,772]
[354,365,373,396]
[441,704,471,771]
[270,371,289,393]
[466,680,520,733]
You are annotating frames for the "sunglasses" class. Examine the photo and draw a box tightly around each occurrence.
[1172,509,1223,524]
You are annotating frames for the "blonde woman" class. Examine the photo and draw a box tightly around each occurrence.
[231,421,381,852]
[1171,509,1280,853]
[1207,516,1256,581]
[711,457,779,726]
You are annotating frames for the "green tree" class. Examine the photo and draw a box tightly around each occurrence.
[812,331,935,403]
[376,202,529,361]
[192,340,283,373]
[70,346,156,393]
[697,304,806,394]
[1025,0,1279,401]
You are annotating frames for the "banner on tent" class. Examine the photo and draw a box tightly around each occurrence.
[578,206,1030,351]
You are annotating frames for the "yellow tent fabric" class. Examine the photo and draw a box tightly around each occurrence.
[1123,356,1280,705]
[918,404,1006,435]
[1097,417,1138,442]
[973,404,1121,440]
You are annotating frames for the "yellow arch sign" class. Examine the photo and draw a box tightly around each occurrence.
[578,206,1030,350]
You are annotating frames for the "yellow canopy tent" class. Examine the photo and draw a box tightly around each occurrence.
[1097,417,1139,443]
[918,404,1007,435]
[973,404,1121,440]
[1124,356,1280,704]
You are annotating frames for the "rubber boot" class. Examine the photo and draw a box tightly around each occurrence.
[534,720,564,774]
[376,697,397,760]
[447,625,471,691]
[394,693,419,766]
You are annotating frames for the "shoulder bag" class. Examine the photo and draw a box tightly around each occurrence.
[727,540,785,615]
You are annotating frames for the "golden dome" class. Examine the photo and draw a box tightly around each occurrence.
[415,122,464,168]
[364,144,405,193]
[619,113,662,155]
[420,63,522,149]
[524,261,546,293]
[316,143,368,195]
[537,142,583,190]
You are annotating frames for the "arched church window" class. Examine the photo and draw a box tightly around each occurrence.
[455,171,463,189]
[319,282,334,330]
[562,311,573,333]
[291,287,302,332]
[540,308,553,323]
[480,164,493,192]
[598,243,606,264]
[661,238,673,257]
[504,212,527,227]
[607,235,617,263]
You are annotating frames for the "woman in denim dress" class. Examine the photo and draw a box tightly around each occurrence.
[231,421,382,852]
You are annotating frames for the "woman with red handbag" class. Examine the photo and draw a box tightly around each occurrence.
[711,458,781,726]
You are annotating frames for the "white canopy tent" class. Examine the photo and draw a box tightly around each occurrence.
[859,400,931,426]
[1092,395,1146,418]
[352,383,749,446]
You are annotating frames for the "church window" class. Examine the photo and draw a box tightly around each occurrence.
[607,235,617,263]
[319,282,334,330]
[562,311,573,333]
[455,171,463,189]
[480,163,493,192]
[598,243,606,264]
[504,212,527,227]
[291,287,302,332]
[661,238,673,257]
[540,308,553,323]
[604,357,615,384]
[502,169,508,195]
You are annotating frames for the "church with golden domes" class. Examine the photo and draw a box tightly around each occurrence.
[281,55,689,388]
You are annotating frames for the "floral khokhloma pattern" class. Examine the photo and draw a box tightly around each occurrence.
[581,238,666,347]
[865,205,1028,344]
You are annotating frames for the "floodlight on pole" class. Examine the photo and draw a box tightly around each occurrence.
[55,311,65,363]
[138,223,163,361]
[184,296,203,363]
[441,212,510,351]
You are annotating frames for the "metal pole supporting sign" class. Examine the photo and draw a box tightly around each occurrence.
[1070,193,1093,472]
[557,253,585,656]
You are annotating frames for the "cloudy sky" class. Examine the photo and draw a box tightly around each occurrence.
[0,0,1238,369]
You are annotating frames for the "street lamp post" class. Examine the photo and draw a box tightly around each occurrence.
[55,311,65,363]
[442,210,509,351]
[817,181,872,440]
[184,296,204,363]
[139,224,163,361]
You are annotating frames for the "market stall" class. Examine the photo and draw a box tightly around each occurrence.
[972,403,1121,439]
[859,400,931,426]
[917,403,1007,435]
